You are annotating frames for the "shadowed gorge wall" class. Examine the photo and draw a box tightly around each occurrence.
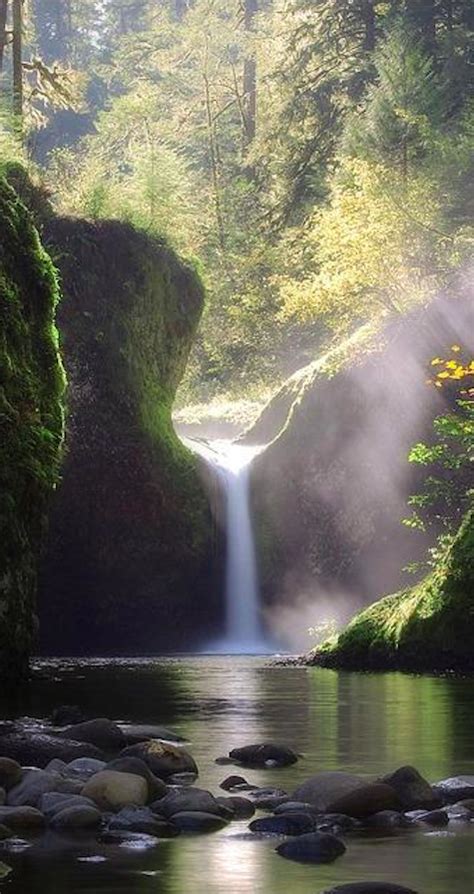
[0,176,65,679]
[250,289,474,645]
[35,215,220,654]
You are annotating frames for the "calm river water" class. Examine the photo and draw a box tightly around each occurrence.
[1,656,474,894]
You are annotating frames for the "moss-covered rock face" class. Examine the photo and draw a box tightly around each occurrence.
[250,291,474,643]
[36,216,219,654]
[0,177,65,680]
[311,510,474,671]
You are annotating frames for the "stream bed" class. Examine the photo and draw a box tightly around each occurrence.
[1,656,474,894]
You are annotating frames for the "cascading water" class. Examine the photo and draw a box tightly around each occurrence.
[183,438,272,653]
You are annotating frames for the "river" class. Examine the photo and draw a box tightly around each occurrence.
[1,656,474,893]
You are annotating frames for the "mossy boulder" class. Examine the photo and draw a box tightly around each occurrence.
[0,175,65,681]
[311,510,474,671]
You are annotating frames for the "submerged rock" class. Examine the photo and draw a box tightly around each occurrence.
[276,831,346,863]
[119,725,185,746]
[366,811,414,830]
[381,766,440,811]
[246,787,289,809]
[121,740,197,779]
[320,885,418,894]
[82,770,148,811]
[171,811,227,833]
[229,743,298,768]
[250,813,315,836]
[107,806,178,836]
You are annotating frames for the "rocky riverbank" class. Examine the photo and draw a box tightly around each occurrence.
[1,713,474,893]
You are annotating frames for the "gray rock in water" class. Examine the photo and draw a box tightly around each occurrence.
[220,775,249,791]
[171,811,228,833]
[0,732,104,768]
[99,830,161,848]
[273,801,318,815]
[320,885,418,894]
[433,776,474,803]
[0,759,22,792]
[107,806,178,836]
[229,743,298,768]
[50,805,102,830]
[40,792,96,817]
[405,808,448,826]
[218,796,255,819]
[0,825,12,840]
[51,706,85,727]
[293,772,369,811]
[67,758,108,778]
[120,741,197,779]
[106,757,166,801]
[247,787,289,809]
[366,811,415,830]
[7,769,63,807]
[314,813,361,834]
[59,719,126,751]
[381,766,441,811]
[250,813,316,836]
[155,788,223,818]
[0,806,46,830]
[446,802,473,821]
[119,724,185,746]
[276,831,346,863]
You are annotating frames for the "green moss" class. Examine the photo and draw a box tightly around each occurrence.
[0,175,65,681]
[312,509,474,671]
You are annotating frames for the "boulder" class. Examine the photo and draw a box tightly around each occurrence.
[0,732,104,768]
[229,743,298,768]
[0,759,22,792]
[381,766,440,810]
[273,801,317,815]
[250,813,316,836]
[405,809,448,827]
[366,811,415,830]
[107,806,178,837]
[119,725,184,745]
[106,757,166,801]
[40,793,96,817]
[59,719,126,751]
[328,783,401,819]
[82,770,148,811]
[50,805,102,830]
[433,776,474,803]
[155,788,223,818]
[7,769,63,807]
[120,740,197,779]
[293,772,368,811]
[66,758,108,778]
[446,802,472,821]
[220,797,255,819]
[220,775,249,791]
[320,885,418,894]
[51,706,85,727]
[0,807,46,830]
[171,811,227,833]
[276,831,346,864]
[247,787,289,809]
[314,813,361,834]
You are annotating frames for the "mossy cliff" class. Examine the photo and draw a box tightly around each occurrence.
[249,289,474,641]
[33,214,219,654]
[311,509,474,671]
[0,176,65,680]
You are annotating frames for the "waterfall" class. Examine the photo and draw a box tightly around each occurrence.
[183,438,272,654]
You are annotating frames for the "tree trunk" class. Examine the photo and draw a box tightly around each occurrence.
[362,0,376,52]
[0,0,8,73]
[12,0,22,122]
[243,0,257,147]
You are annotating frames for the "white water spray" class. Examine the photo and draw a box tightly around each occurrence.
[183,438,272,653]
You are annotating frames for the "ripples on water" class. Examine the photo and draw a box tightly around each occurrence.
[1,656,474,894]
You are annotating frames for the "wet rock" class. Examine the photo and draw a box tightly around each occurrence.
[215,757,234,766]
[167,773,197,786]
[273,801,318,815]
[293,772,369,811]
[59,719,126,751]
[171,811,228,833]
[99,830,161,848]
[108,806,178,836]
[325,783,401,819]
[219,796,255,819]
[247,787,289,809]
[229,743,298,768]
[0,806,46,830]
[0,759,22,792]
[276,831,346,864]
[381,766,440,811]
[7,769,63,807]
[67,758,108,778]
[51,706,85,727]
[155,787,223,818]
[250,813,316,836]
[367,811,415,830]
[320,885,418,894]
[50,805,102,830]
[40,792,96,817]
[405,808,448,826]
[314,813,361,834]
[446,802,473,821]
[106,757,166,801]
[119,725,184,746]
[220,775,249,791]
[433,776,474,803]
[82,770,148,811]
[121,740,197,779]
[0,732,104,768]
[0,826,12,840]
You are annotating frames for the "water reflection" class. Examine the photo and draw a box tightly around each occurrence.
[1,657,474,894]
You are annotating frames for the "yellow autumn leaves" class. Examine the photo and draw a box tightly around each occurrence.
[428,346,474,393]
